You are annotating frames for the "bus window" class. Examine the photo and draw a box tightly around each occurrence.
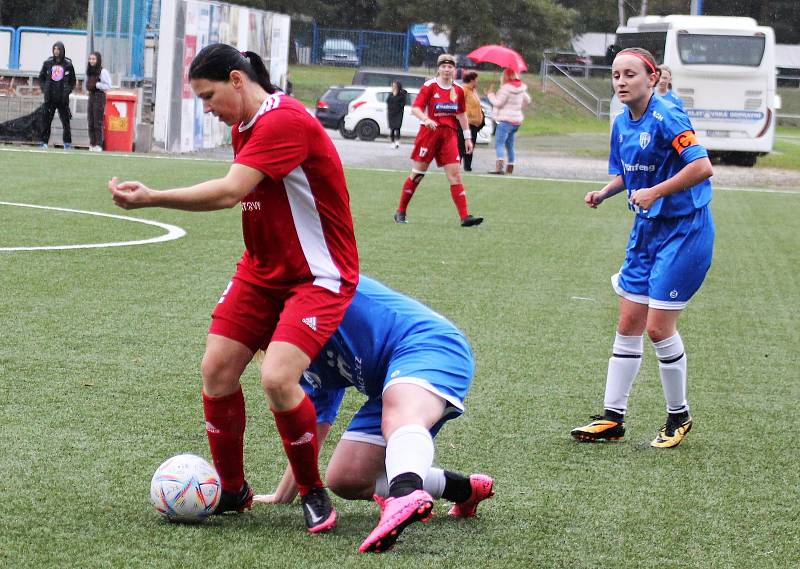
[677,34,765,66]
[615,32,667,63]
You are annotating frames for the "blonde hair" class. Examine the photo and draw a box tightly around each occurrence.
[502,68,519,83]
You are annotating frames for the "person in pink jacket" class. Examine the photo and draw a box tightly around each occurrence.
[487,68,531,174]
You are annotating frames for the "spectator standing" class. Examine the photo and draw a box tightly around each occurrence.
[38,41,76,149]
[457,71,484,171]
[487,68,531,174]
[385,80,407,148]
[86,51,112,152]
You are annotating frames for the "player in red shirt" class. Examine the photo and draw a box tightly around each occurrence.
[107,43,358,533]
[394,53,483,227]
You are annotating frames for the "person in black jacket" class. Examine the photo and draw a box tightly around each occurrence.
[385,80,407,148]
[38,41,76,149]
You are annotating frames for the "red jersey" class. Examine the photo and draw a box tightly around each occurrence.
[413,79,465,131]
[231,93,358,293]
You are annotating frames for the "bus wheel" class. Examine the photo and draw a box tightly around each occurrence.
[727,152,758,167]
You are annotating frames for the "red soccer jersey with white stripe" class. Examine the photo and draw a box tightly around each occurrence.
[413,79,465,131]
[230,93,358,293]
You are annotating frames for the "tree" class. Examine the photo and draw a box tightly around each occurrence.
[377,0,576,65]
[0,0,85,28]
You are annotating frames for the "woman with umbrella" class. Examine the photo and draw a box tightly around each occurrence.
[487,68,531,175]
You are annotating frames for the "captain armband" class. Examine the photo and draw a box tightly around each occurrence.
[671,130,699,154]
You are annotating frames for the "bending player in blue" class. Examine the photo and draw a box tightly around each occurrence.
[253,275,494,553]
[571,48,714,449]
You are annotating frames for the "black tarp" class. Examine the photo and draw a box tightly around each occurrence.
[0,105,47,143]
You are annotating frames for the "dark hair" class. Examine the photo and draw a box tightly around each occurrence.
[462,71,478,83]
[86,51,102,76]
[189,43,277,94]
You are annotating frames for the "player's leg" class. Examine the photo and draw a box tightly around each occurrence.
[647,208,713,448]
[359,384,443,553]
[396,128,434,222]
[263,282,354,532]
[443,155,483,226]
[201,333,255,513]
[573,220,654,442]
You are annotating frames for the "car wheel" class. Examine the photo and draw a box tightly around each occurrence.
[355,119,380,142]
[339,120,358,140]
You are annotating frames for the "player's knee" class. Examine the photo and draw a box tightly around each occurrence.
[200,353,239,396]
[326,471,369,500]
[259,367,299,399]
[646,324,675,343]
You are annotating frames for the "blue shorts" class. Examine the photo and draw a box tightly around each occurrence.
[614,205,714,309]
[341,331,474,447]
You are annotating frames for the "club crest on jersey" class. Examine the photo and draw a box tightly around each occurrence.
[639,132,651,149]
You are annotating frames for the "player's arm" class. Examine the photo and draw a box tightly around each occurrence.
[630,157,712,210]
[457,112,473,153]
[107,163,264,211]
[412,106,436,129]
[585,175,626,208]
[253,422,332,504]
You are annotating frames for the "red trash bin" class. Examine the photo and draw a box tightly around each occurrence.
[104,90,137,152]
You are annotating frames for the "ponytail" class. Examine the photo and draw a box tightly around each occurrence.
[189,43,277,94]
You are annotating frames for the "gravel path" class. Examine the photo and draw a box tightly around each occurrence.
[327,130,800,191]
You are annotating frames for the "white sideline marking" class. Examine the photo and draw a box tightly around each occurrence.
[571,296,597,302]
[0,201,186,251]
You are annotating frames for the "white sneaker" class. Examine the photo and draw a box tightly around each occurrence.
[95,146,103,152]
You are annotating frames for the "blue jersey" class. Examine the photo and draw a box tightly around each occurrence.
[657,90,684,110]
[301,275,472,425]
[609,95,711,218]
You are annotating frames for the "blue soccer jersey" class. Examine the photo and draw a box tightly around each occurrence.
[609,94,711,218]
[657,90,684,111]
[301,275,474,429]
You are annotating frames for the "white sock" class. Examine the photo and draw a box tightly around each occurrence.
[385,424,434,486]
[374,466,446,498]
[603,333,644,415]
[653,333,689,414]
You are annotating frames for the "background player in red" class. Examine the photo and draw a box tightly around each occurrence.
[107,43,358,533]
[394,53,484,227]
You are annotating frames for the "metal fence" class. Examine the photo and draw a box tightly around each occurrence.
[292,23,410,69]
[88,0,156,80]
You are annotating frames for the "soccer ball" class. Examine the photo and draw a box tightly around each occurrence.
[150,453,221,523]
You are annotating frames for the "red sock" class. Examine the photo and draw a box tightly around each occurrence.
[203,387,246,493]
[272,394,322,496]
[398,175,422,213]
[450,184,469,219]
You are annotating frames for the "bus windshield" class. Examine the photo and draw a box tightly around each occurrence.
[677,34,765,66]
[616,32,667,63]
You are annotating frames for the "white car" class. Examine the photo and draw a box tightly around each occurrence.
[343,86,492,144]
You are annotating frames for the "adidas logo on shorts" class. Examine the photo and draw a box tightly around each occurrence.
[302,316,317,331]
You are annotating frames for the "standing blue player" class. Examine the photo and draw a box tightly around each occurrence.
[253,275,494,553]
[655,64,684,110]
[571,47,714,449]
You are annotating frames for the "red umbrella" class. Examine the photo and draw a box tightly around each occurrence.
[466,45,528,72]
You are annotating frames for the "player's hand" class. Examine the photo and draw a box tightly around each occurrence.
[253,492,295,505]
[629,187,658,210]
[108,176,152,210]
[465,139,474,154]
[424,118,437,130]
[585,190,605,209]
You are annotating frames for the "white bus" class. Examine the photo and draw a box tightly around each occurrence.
[612,15,780,166]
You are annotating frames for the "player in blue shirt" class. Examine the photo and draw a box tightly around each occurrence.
[570,48,714,449]
[655,64,684,110]
[253,275,494,553]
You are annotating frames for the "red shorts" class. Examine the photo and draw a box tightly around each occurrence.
[410,126,461,166]
[209,277,355,360]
